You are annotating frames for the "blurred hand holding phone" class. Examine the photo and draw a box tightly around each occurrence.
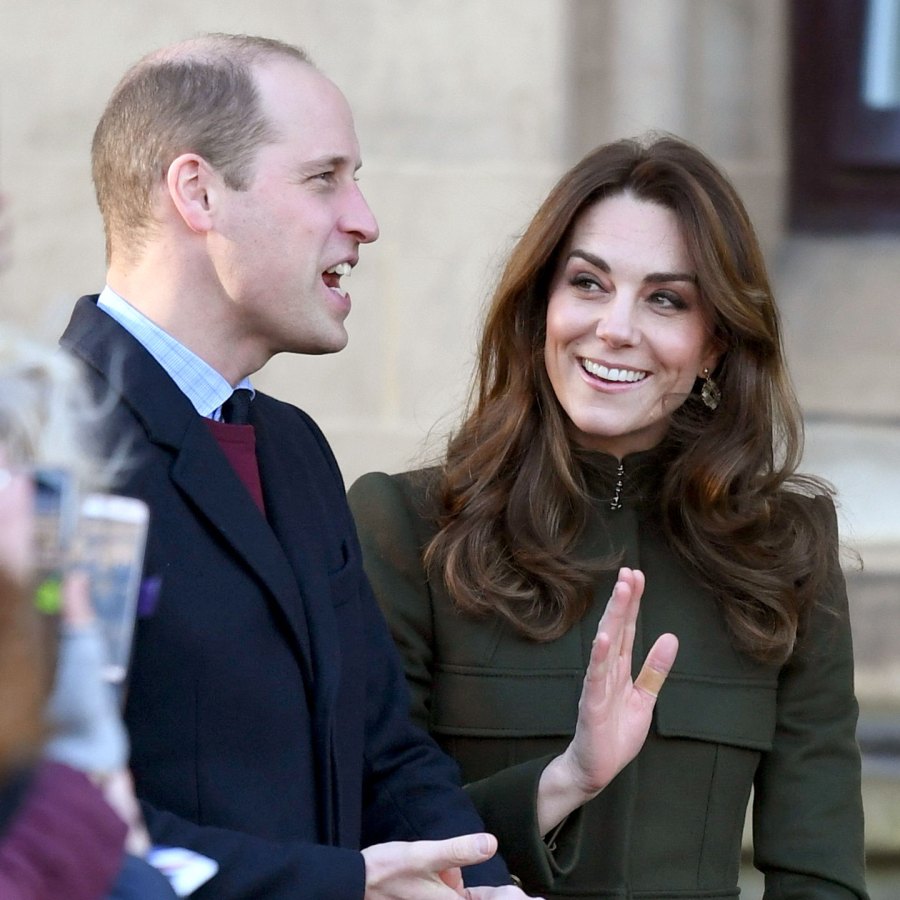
[71,492,149,689]
[33,473,218,892]
[32,468,149,694]
[34,473,218,893]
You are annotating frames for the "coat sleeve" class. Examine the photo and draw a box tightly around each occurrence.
[753,495,869,899]
[353,569,511,889]
[348,471,557,887]
[140,802,367,900]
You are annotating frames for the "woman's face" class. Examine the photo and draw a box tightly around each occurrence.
[543,192,720,459]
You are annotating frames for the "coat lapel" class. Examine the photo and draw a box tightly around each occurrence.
[169,417,315,689]
[60,296,316,688]
[253,407,344,841]
[253,411,341,709]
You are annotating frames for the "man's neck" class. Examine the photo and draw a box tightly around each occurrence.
[106,259,266,384]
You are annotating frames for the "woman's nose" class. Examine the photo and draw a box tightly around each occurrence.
[595,295,638,347]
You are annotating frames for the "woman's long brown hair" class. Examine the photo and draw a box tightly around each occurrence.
[425,135,832,664]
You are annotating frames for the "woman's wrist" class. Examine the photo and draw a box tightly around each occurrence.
[536,750,603,837]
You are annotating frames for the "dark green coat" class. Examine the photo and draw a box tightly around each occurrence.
[348,450,868,899]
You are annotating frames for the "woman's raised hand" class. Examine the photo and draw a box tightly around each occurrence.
[536,568,678,835]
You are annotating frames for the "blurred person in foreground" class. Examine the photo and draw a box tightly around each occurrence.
[0,328,176,898]
[349,135,869,899]
[59,32,537,900]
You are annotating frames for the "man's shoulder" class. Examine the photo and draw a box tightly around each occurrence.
[252,391,326,445]
[60,293,153,381]
[252,391,347,488]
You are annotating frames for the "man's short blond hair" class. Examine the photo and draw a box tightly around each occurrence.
[91,33,312,263]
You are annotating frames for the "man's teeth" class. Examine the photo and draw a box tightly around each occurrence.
[324,262,351,298]
[581,359,647,383]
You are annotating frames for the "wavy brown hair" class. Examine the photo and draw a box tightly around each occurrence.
[424,135,832,664]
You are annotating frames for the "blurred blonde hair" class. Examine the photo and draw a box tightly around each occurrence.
[0,329,111,489]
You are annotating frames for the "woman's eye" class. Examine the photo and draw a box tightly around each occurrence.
[570,274,603,291]
[649,290,686,310]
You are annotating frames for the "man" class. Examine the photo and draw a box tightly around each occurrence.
[61,34,534,900]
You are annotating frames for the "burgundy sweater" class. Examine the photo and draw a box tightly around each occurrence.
[205,419,266,514]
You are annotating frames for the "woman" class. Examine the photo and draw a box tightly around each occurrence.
[349,135,868,898]
[0,330,177,899]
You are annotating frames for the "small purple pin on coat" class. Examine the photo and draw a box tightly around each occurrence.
[137,575,162,617]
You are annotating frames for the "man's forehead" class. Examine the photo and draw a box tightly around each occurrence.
[252,57,338,108]
[251,62,362,164]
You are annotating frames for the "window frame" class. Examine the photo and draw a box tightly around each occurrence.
[790,0,900,231]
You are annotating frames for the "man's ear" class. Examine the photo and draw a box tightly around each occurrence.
[166,154,218,234]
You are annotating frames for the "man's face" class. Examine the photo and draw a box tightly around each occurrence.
[209,59,379,359]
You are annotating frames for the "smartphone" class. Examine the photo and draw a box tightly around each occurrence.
[72,493,149,685]
[32,468,78,615]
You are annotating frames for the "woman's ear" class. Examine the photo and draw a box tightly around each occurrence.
[165,154,217,234]
[700,333,727,378]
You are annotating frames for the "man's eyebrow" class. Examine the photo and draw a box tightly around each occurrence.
[568,250,697,284]
[301,155,362,172]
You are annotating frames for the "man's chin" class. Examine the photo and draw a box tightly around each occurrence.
[284,329,350,357]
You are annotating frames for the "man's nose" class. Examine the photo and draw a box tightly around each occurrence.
[342,184,379,244]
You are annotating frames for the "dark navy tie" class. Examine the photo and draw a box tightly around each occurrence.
[222,388,252,425]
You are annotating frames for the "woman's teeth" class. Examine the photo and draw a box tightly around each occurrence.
[581,359,647,383]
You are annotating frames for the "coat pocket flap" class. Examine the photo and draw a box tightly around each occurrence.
[655,674,777,750]
[430,666,581,737]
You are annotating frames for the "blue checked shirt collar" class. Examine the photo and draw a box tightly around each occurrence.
[97,286,254,421]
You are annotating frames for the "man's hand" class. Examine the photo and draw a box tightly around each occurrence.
[362,833,541,898]
[537,567,678,834]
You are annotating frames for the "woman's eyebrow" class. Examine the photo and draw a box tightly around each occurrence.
[644,271,698,285]
[568,249,610,272]
[568,250,697,285]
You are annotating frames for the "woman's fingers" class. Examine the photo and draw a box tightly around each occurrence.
[596,567,642,666]
[633,633,679,698]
